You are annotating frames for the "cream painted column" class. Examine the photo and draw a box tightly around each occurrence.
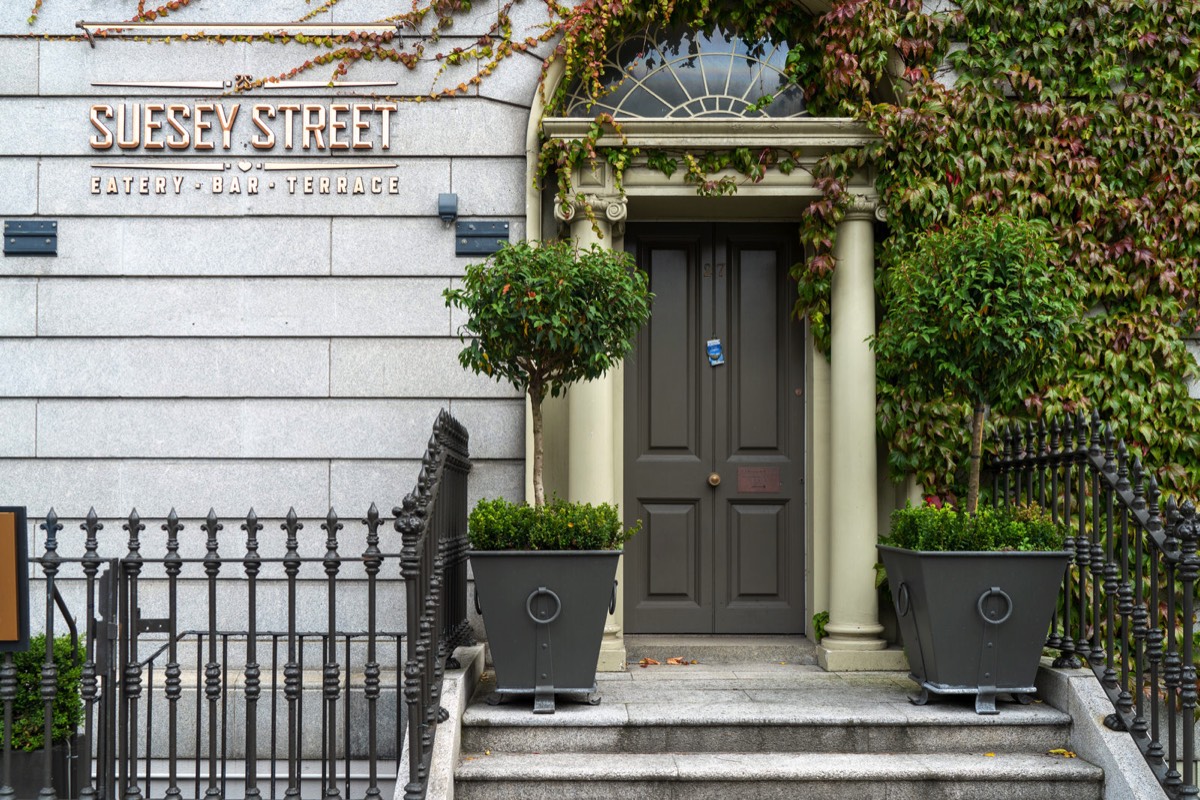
[818,199,890,667]
[555,192,629,671]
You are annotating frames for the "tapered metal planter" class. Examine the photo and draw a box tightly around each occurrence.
[471,550,620,714]
[8,736,84,799]
[878,545,1068,714]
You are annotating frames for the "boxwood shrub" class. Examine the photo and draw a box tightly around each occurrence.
[11,634,84,751]
[468,498,640,551]
[882,504,1065,553]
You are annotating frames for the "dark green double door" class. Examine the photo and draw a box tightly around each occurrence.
[623,223,806,634]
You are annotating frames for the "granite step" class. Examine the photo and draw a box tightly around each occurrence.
[456,664,1101,798]
[454,751,1104,800]
[461,666,1074,755]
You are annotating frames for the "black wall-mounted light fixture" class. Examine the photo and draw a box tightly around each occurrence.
[438,193,458,225]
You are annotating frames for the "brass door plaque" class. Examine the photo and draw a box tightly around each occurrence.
[737,467,781,493]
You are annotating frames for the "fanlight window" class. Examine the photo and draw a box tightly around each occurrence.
[562,27,806,119]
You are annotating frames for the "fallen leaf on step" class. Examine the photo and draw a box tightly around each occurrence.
[666,657,693,665]
[639,658,660,667]
[984,752,995,757]
[1047,748,1076,758]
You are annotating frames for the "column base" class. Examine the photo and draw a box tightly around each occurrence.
[818,644,908,672]
[821,621,886,648]
[596,638,626,672]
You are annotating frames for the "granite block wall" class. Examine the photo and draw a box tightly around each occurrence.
[4,0,1191,669]
[0,0,539,639]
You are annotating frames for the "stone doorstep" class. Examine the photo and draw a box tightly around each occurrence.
[623,634,819,666]
[454,752,1104,800]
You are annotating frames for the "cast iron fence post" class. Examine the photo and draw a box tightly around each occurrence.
[80,509,103,800]
[243,510,263,800]
[163,510,184,800]
[39,510,61,800]
[321,508,343,800]
[202,510,222,800]
[0,653,13,800]
[282,508,302,800]
[363,503,384,800]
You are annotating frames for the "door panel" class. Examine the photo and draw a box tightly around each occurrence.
[624,226,714,632]
[625,223,804,634]
[644,502,699,596]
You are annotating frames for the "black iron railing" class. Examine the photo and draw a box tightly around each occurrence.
[990,411,1198,799]
[0,411,470,800]
[397,409,472,800]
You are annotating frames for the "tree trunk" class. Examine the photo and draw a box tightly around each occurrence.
[966,403,987,515]
[530,391,545,508]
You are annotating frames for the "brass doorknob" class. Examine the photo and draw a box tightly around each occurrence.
[708,472,721,487]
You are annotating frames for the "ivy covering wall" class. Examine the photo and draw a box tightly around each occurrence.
[31,0,1200,497]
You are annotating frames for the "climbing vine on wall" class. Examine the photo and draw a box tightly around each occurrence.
[26,0,1200,497]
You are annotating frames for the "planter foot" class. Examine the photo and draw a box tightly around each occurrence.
[909,687,935,706]
[975,689,999,715]
[533,688,556,714]
[485,692,513,706]
[1013,692,1034,706]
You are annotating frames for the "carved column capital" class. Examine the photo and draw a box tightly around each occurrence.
[554,193,629,236]
[843,194,886,223]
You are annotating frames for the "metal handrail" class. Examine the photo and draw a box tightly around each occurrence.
[989,411,1198,798]
[397,409,472,800]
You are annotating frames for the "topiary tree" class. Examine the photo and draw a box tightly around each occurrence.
[444,239,652,507]
[872,213,1084,514]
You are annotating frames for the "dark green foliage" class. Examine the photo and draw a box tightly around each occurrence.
[883,504,1065,553]
[873,214,1082,410]
[443,240,652,406]
[444,239,652,506]
[873,213,1083,510]
[469,497,640,551]
[10,634,84,751]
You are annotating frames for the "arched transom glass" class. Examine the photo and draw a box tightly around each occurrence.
[563,27,806,119]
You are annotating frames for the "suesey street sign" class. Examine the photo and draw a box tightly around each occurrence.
[87,79,402,198]
[89,101,396,151]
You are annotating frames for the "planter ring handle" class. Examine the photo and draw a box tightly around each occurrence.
[977,586,1013,625]
[526,587,562,625]
[896,583,912,617]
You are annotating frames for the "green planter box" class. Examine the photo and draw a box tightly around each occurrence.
[472,550,620,714]
[878,545,1068,714]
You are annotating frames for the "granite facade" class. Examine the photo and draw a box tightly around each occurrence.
[0,0,534,548]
